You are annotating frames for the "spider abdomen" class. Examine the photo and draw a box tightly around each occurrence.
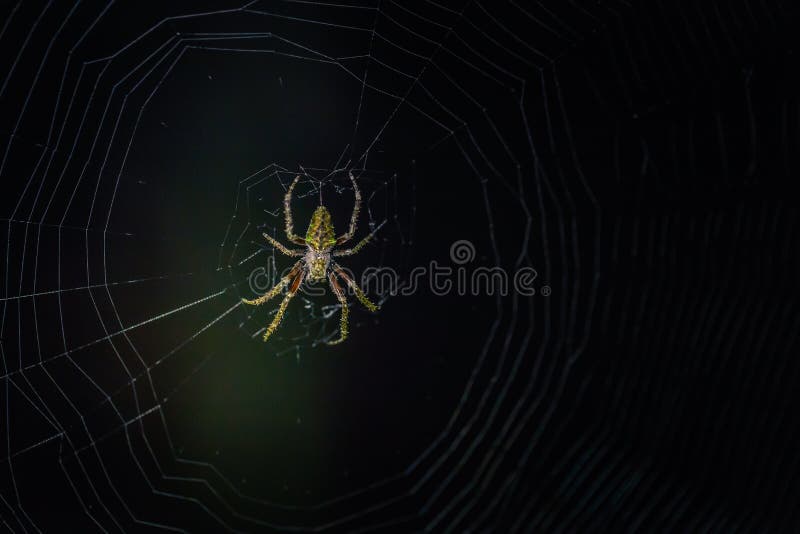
[305,206,336,250]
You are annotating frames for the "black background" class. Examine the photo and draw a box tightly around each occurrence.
[1,1,799,532]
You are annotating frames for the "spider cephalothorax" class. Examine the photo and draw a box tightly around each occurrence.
[242,172,382,345]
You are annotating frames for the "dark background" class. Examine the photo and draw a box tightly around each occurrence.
[1,1,799,532]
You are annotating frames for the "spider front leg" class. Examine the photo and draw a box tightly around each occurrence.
[326,271,349,345]
[242,260,302,306]
[262,232,304,257]
[332,263,380,312]
[335,171,361,245]
[261,267,305,342]
[333,220,386,257]
[284,175,306,245]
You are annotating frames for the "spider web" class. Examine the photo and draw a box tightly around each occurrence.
[1,0,799,532]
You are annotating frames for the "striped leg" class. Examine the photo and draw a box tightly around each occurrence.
[335,171,362,245]
[333,220,386,257]
[326,271,349,345]
[333,264,380,312]
[242,261,302,306]
[284,175,306,245]
[262,232,304,257]
[262,267,305,342]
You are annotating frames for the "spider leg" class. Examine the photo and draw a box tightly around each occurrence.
[332,220,386,257]
[262,232,304,257]
[261,267,305,342]
[335,171,361,245]
[284,175,306,245]
[241,260,302,306]
[326,271,349,345]
[332,263,380,312]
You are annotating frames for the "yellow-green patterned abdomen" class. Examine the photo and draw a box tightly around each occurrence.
[305,206,336,250]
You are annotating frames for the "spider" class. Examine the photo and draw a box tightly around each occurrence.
[242,172,383,345]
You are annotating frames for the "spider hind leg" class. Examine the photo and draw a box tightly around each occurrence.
[284,175,306,245]
[335,171,362,245]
